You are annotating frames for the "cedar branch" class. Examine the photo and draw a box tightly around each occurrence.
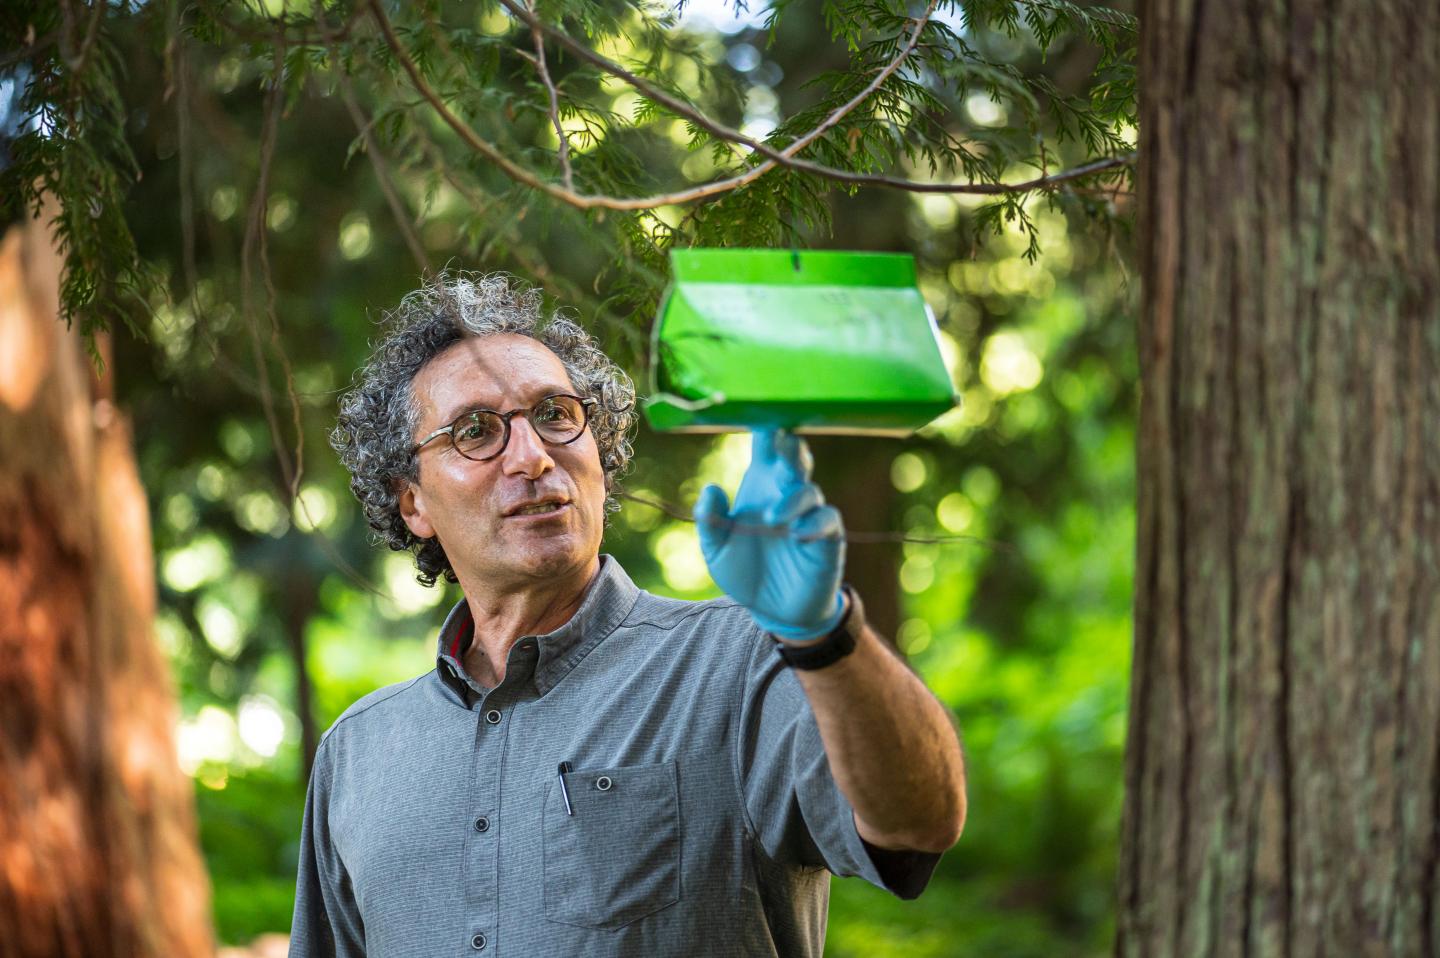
[369,0,1133,208]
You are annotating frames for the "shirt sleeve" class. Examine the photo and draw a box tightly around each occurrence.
[733,617,942,900]
[288,736,366,957]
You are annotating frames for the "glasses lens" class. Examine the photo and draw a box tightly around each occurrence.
[452,411,505,459]
[529,395,586,443]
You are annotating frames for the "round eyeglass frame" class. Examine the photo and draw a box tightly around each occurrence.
[411,393,596,463]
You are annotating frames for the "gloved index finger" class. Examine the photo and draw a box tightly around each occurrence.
[745,428,813,499]
[750,427,780,465]
[770,429,813,483]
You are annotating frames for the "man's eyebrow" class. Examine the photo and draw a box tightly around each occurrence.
[436,386,574,425]
[436,399,497,426]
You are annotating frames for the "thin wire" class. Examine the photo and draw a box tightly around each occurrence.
[615,489,1018,553]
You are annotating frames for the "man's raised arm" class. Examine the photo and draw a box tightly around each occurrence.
[694,429,967,854]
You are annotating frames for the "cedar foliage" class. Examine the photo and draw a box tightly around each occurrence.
[2,0,1135,344]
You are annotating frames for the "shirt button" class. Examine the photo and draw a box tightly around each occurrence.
[473,816,490,833]
[595,775,613,792]
[470,932,487,950]
[484,709,502,725]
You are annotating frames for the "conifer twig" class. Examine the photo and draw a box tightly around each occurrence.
[525,0,574,192]
[491,0,937,174]
[369,0,1132,208]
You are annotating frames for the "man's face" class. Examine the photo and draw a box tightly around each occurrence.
[399,334,607,592]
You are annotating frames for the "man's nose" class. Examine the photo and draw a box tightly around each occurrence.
[500,417,555,479]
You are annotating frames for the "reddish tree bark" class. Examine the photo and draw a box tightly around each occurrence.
[1121,2,1440,954]
[0,210,214,957]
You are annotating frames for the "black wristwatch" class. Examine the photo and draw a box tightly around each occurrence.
[774,586,865,671]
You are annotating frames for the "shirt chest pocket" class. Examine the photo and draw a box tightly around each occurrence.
[543,760,682,929]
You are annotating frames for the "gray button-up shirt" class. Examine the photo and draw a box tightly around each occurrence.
[289,556,940,957]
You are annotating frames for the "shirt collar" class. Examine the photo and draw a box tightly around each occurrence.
[434,554,641,704]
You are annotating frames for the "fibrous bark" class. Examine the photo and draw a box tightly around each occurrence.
[1121,2,1440,955]
[0,210,214,957]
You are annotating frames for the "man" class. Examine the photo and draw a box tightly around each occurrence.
[291,272,966,957]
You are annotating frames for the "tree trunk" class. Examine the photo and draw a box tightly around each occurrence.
[0,210,215,957]
[810,437,902,643]
[1120,3,1440,955]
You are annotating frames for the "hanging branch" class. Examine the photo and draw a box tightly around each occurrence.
[316,9,429,272]
[227,34,397,600]
[368,0,1133,211]
[167,0,331,408]
[239,43,301,501]
[486,0,946,172]
[856,152,1134,195]
[57,0,106,72]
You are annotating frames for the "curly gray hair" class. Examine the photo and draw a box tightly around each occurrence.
[331,271,637,587]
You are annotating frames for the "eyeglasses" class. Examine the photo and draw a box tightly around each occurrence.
[412,393,596,462]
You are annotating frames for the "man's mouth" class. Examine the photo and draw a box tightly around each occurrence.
[506,499,569,517]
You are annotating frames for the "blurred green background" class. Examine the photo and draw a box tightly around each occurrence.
[76,0,1139,952]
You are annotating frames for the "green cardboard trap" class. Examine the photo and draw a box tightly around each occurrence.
[644,248,959,435]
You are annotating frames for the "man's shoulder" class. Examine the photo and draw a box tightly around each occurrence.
[619,589,774,672]
[625,589,757,634]
[317,673,432,751]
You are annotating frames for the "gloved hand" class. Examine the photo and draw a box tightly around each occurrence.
[694,429,847,643]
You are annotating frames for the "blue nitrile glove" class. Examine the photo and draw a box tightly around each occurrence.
[694,429,847,643]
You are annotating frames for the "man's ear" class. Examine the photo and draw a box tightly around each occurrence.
[396,477,436,540]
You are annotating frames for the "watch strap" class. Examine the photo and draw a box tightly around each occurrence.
[775,586,865,671]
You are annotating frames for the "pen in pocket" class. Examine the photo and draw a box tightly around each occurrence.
[557,761,574,816]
